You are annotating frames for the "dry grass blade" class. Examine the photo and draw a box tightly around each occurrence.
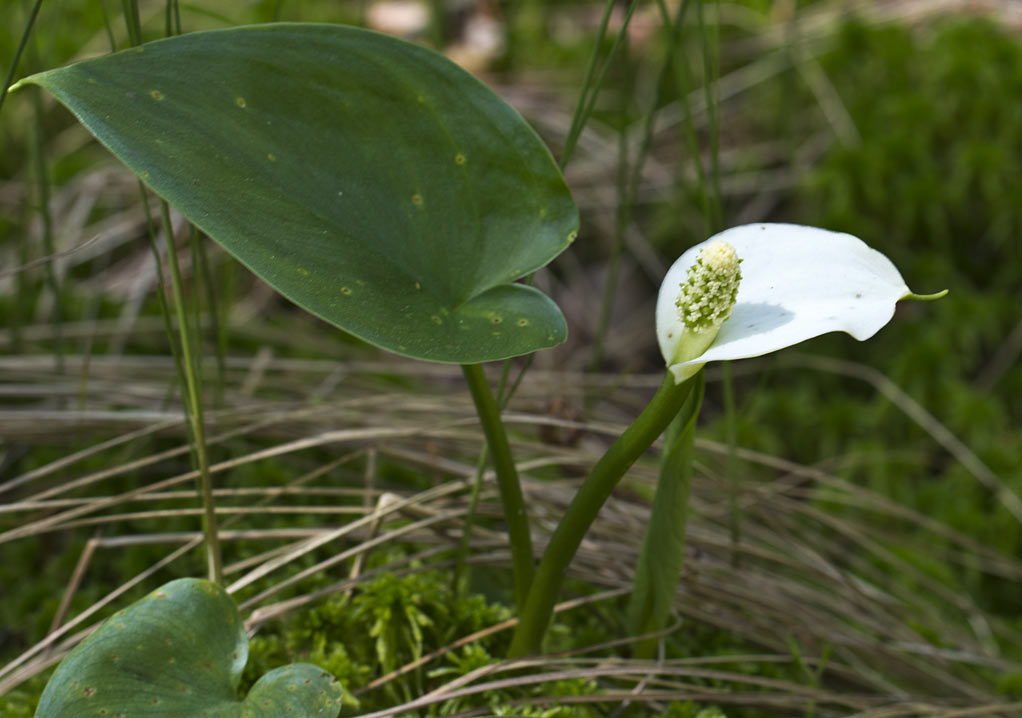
[1,345,1017,714]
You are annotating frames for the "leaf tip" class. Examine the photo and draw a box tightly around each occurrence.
[902,289,949,301]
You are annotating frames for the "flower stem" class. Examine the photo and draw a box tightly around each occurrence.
[461,363,534,610]
[507,372,695,657]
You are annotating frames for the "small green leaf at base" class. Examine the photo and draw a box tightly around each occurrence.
[35,578,343,718]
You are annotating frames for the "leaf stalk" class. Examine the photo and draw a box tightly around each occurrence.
[461,363,534,609]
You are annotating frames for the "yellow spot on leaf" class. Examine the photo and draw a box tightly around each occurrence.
[340,286,352,295]
[454,153,466,165]
[412,193,423,206]
[267,153,277,162]
[149,90,164,101]
[235,97,247,108]
[297,268,309,277]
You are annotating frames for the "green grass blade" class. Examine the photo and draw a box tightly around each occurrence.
[0,0,43,117]
[626,369,705,658]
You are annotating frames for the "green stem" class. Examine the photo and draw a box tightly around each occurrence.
[628,370,704,659]
[461,363,534,609]
[160,201,223,585]
[508,372,695,657]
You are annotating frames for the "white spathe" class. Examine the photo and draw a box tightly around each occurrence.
[657,223,917,383]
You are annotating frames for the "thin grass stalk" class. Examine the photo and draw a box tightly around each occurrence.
[567,0,643,172]
[450,446,488,595]
[216,255,237,395]
[452,359,514,596]
[0,0,43,117]
[99,0,117,50]
[671,28,711,237]
[695,0,722,232]
[587,33,630,376]
[461,363,533,609]
[494,1,643,412]
[558,0,618,169]
[192,229,226,406]
[28,91,64,375]
[164,0,181,36]
[117,0,186,396]
[121,0,143,45]
[498,0,644,412]
[589,0,691,375]
[137,184,189,418]
[116,0,220,581]
[498,352,534,408]
[159,201,223,584]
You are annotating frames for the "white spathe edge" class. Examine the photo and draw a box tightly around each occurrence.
[657,223,912,383]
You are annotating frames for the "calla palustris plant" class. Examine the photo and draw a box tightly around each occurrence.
[510,223,945,657]
[15,22,580,616]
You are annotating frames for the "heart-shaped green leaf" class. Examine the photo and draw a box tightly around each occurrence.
[16,24,578,363]
[35,578,343,718]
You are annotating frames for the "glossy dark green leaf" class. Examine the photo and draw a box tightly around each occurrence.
[17,24,578,362]
[35,578,343,718]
